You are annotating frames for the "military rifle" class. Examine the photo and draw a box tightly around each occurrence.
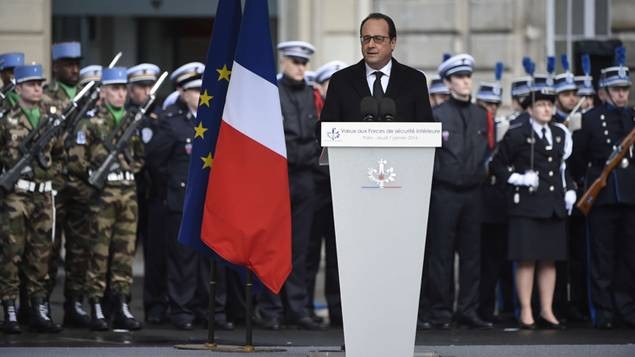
[0,82,94,191]
[88,71,167,190]
[0,79,16,104]
[62,52,122,148]
[577,126,635,215]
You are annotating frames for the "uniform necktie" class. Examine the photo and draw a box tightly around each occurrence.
[373,71,384,98]
[541,127,550,147]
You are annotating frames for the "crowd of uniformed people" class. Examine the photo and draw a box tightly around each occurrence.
[1,13,635,335]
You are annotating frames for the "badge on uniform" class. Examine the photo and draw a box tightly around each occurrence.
[141,127,153,143]
[76,130,87,145]
[442,130,450,141]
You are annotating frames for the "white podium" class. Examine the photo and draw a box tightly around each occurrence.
[321,122,441,357]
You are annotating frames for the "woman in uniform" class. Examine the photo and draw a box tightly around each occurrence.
[491,85,576,329]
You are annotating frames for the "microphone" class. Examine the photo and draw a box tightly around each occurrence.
[360,96,379,121]
[378,97,396,121]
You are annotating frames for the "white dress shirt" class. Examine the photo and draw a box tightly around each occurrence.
[365,60,392,96]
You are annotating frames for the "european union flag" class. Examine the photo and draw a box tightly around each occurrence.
[178,0,242,252]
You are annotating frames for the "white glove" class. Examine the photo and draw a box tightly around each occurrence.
[565,190,577,215]
[568,112,582,132]
[508,172,539,188]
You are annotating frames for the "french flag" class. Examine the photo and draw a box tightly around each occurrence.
[201,0,292,294]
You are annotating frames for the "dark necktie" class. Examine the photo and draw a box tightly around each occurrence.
[373,71,384,98]
[541,127,550,147]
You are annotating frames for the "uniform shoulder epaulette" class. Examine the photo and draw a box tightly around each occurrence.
[507,121,525,131]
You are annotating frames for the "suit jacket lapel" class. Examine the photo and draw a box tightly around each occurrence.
[353,60,371,98]
[385,57,399,98]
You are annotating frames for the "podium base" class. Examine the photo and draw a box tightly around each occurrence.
[174,343,285,353]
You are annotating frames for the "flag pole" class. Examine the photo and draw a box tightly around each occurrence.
[206,260,217,347]
[244,270,254,352]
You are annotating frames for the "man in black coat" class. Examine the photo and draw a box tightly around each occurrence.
[571,60,635,329]
[419,53,493,329]
[320,13,433,123]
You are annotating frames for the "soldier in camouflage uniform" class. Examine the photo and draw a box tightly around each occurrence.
[1,52,25,114]
[70,67,143,331]
[43,42,93,327]
[0,64,62,334]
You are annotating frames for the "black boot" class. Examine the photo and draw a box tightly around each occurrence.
[63,297,91,328]
[89,298,109,331]
[29,297,62,333]
[111,295,141,331]
[2,300,21,334]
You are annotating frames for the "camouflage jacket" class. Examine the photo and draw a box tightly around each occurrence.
[69,105,144,187]
[43,80,74,113]
[0,102,60,183]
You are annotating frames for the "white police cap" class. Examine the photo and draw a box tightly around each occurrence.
[277,41,315,61]
[438,54,475,79]
[315,60,347,84]
[127,63,160,84]
[162,90,180,109]
[170,62,204,90]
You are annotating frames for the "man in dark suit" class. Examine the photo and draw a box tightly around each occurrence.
[320,12,433,123]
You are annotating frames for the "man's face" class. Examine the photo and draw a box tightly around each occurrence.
[102,84,127,108]
[477,100,499,114]
[430,93,449,106]
[360,19,395,70]
[529,100,554,124]
[1,68,14,86]
[445,74,472,97]
[179,87,201,111]
[556,90,579,112]
[607,86,630,108]
[53,59,80,86]
[15,81,43,103]
[280,56,307,82]
[128,83,153,106]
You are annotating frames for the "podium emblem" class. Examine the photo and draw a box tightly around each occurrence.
[367,159,397,189]
[327,127,341,141]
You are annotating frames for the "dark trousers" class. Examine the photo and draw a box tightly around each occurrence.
[166,211,227,324]
[478,222,513,318]
[306,180,341,324]
[587,204,635,323]
[258,169,314,322]
[142,197,169,316]
[421,186,482,323]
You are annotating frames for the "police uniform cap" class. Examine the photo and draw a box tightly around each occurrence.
[277,41,315,62]
[437,53,474,79]
[101,67,128,85]
[314,60,347,84]
[162,90,180,110]
[52,41,82,61]
[79,65,102,86]
[476,82,502,104]
[429,75,450,95]
[511,76,532,98]
[170,62,204,90]
[554,72,577,94]
[127,63,160,84]
[601,66,631,88]
[575,75,595,96]
[0,52,25,71]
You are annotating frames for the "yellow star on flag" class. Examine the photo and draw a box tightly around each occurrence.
[199,90,213,107]
[217,64,231,81]
[201,153,213,169]
[194,121,208,139]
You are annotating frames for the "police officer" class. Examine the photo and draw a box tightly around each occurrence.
[508,75,532,125]
[428,75,450,107]
[571,47,635,329]
[125,63,169,324]
[491,84,575,330]
[42,41,94,327]
[255,41,323,331]
[71,67,143,331]
[0,52,25,113]
[475,65,513,323]
[553,55,580,124]
[305,60,346,327]
[0,64,62,333]
[420,54,493,329]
